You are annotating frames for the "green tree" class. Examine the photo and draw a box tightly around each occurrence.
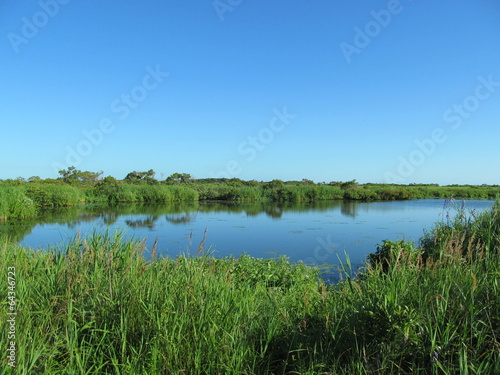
[341,179,358,189]
[301,179,315,185]
[263,179,284,190]
[94,176,121,199]
[124,169,157,184]
[227,178,244,187]
[165,173,192,184]
[58,167,103,184]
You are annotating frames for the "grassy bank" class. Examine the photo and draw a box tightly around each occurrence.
[0,183,199,222]
[1,178,499,222]
[0,186,37,222]
[1,203,499,374]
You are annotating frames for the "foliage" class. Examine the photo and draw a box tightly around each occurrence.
[340,179,358,189]
[419,199,500,260]
[367,239,421,273]
[92,176,120,200]
[227,254,319,289]
[0,185,36,221]
[58,166,103,184]
[2,173,500,221]
[25,184,85,207]
[124,169,157,184]
[1,204,500,373]
[165,172,192,184]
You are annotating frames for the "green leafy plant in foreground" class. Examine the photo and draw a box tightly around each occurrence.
[1,203,499,374]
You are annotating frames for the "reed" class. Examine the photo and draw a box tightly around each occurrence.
[25,184,85,207]
[0,203,499,374]
[0,185,37,221]
[0,232,319,374]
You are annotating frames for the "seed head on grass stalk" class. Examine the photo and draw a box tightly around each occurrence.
[151,236,158,261]
[196,228,208,256]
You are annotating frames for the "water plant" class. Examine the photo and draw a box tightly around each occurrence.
[2,177,499,222]
[0,186,37,222]
[1,203,499,373]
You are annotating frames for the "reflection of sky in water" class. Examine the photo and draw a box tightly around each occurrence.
[15,200,495,272]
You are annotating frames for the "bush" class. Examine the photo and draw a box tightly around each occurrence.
[25,184,84,207]
[0,186,36,221]
[367,239,421,273]
[420,199,500,260]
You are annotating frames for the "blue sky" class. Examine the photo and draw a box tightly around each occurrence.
[1,0,499,184]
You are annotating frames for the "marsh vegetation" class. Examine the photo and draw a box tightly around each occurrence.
[1,168,499,222]
[1,201,499,374]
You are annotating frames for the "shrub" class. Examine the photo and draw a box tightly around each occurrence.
[0,185,37,221]
[367,239,421,273]
[420,200,500,260]
[25,184,84,207]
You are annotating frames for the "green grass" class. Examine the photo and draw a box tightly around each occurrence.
[0,232,320,374]
[0,184,200,222]
[196,184,263,201]
[2,179,499,222]
[1,203,500,374]
[195,183,500,203]
[25,184,86,208]
[96,184,200,203]
[0,186,36,222]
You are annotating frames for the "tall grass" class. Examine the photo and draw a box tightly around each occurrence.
[0,186,37,221]
[360,201,500,373]
[1,202,499,374]
[2,181,498,222]
[0,184,200,221]
[196,184,263,201]
[0,232,319,374]
[103,185,199,203]
[25,184,85,207]
[419,199,500,260]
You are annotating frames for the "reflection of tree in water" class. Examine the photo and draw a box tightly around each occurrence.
[101,213,120,225]
[1,206,85,243]
[0,221,35,244]
[125,215,159,229]
[65,212,102,229]
[8,200,357,245]
[165,212,194,225]
[340,201,359,218]
[199,201,292,219]
[264,206,284,219]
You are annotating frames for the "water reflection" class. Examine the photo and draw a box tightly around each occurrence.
[2,199,493,244]
[2,201,350,242]
[0,206,85,243]
[125,216,159,229]
[340,201,358,218]
[3,199,495,274]
[165,213,196,225]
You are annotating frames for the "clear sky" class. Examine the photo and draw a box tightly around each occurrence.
[1,0,499,184]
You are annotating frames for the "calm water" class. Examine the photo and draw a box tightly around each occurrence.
[3,199,494,279]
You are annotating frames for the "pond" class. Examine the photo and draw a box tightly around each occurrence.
[3,199,495,280]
